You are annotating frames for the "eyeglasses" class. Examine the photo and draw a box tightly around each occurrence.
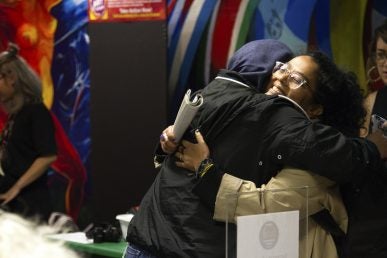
[374,51,387,64]
[273,61,310,90]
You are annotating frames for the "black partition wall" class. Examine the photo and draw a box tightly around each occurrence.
[89,21,167,221]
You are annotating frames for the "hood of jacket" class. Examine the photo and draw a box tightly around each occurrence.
[227,39,293,93]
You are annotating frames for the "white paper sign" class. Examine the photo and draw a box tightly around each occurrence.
[237,210,299,258]
[47,232,93,244]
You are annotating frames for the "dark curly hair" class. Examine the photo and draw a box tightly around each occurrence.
[306,51,366,137]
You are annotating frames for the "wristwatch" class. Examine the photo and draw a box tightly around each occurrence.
[196,158,214,178]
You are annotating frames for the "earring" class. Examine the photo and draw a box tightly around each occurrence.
[367,66,381,83]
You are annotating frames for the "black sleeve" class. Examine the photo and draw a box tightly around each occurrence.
[153,143,168,169]
[195,100,384,210]
[268,103,384,184]
[193,164,224,212]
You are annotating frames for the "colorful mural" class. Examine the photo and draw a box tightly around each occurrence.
[0,0,88,222]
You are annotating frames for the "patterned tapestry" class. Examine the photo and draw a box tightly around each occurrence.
[167,0,387,120]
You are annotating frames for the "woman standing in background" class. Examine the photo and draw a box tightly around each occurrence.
[0,43,57,220]
[363,20,387,133]
[340,19,387,257]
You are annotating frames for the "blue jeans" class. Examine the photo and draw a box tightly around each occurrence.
[123,242,157,258]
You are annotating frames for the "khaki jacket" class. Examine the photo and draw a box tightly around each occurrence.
[214,167,348,258]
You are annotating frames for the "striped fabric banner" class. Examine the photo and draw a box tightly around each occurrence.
[168,0,219,117]
[194,0,259,88]
[203,0,221,85]
[168,0,185,46]
[167,0,178,16]
[205,0,258,84]
[227,0,259,64]
[166,0,379,116]
[168,0,193,69]
[211,0,243,72]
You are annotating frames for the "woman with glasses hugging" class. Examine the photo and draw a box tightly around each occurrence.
[174,51,369,258]
[126,40,387,258]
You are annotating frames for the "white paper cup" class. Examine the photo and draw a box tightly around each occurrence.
[115,214,134,239]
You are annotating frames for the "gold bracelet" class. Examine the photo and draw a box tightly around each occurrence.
[198,163,214,178]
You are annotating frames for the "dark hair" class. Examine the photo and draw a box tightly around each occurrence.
[369,20,387,55]
[307,51,366,137]
[0,42,42,109]
[367,20,387,72]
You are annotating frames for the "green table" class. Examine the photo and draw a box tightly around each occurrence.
[67,241,126,258]
[47,232,126,258]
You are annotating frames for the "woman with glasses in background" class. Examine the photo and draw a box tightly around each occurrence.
[363,19,387,136]
[340,19,387,257]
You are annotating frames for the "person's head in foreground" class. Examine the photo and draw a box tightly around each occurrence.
[266,51,366,137]
[0,210,80,258]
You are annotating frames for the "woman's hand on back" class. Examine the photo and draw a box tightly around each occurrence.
[175,130,210,172]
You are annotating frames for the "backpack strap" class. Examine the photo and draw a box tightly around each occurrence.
[311,209,346,258]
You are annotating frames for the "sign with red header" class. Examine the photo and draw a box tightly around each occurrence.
[88,0,166,22]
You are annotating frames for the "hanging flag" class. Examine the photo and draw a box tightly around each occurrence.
[168,0,193,69]
[330,0,368,91]
[203,0,221,85]
[168,0,185,47]
[186,0,258,98]
[227,0,259,63]
[311,0,332,57]
[168,0,219,118]
[211,0,243,72]
[252,0,317,54]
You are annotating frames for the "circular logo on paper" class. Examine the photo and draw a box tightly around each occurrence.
[90,0,106,17]
[259,221,279,249]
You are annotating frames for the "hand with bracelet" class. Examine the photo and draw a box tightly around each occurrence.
[175,130,212,176]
